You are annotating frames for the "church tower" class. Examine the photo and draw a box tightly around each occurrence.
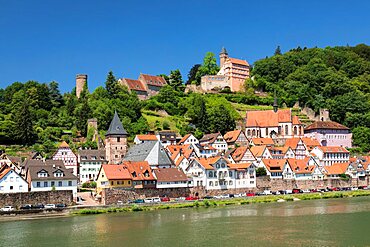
[219,47,228,68]
[105,111,128,164]
[76,74,88,98]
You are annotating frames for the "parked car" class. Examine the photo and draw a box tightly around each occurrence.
[132,199,144,204]
[176,197,186,201]
[292,189,302,194]
[278,190,287,195]
[152,197,161,203]
[0,206,14,212]
[203,195,214,199]
[228,194,235,198]
[310,189,318,193]
[246,192,255,197]
[56,203,67,208]
[351,187,358,191]
[255,192,264,196]
[302,189,310,193]
[272,191,281,195]
[185,196,198,201]
[45,204,56,209]
[234,193,242,198]
[20,204,33,210]
[33,204,44,209]
[160,197,170,202]
[262,190,272,195]
[144,198,153,203]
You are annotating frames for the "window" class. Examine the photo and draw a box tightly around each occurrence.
[117,137,121,142]
[68,181,72,186]
[215,181,218,186]
[58,181,62,187]
[19,185,23,190]
[44,182,48,187]
[10,177,13,182]
[229,181,232,185]
[10,186,13,190]
[36,182,41,187]
[51,181,55,186]
[209,181,213,186]
[209,171,213,177]
[229,171,233,177]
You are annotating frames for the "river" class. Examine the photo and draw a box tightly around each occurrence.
[1,197,370,246]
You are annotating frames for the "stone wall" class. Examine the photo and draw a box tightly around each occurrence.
[0,190,74,208]
[102,188,191,205]
[256,177,369,191]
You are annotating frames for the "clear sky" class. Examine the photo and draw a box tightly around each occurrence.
[0,0,369,92]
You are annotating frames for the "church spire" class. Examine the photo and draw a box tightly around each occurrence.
[273,90,278,113]
[105,111,128,136]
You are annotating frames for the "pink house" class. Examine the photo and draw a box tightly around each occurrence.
[304,121,352,148]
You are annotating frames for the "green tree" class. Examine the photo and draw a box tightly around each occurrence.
[274,46,282,55]
[105,71,120,98]
[207,105,235,134]
[184,94,208,132]
[13,99,36,145]
[48,81,63,107]
[195,52,220,83]
[187,64,201,85]
[256,167,267,177]
[168,69,184,91]
[352,127,370,152]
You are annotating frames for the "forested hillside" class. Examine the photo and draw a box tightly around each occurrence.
[250,44,370,151]
[1,44,370,155]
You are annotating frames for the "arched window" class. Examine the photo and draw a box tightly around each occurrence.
[252,129,256,136]
[247,130,251,136]
[285,125,288,135]
[294,126,297,135]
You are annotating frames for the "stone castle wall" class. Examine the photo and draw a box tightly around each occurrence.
[0,190,74,208]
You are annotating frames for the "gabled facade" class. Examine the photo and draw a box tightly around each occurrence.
[138,73,167,96]
[52,141,78,176]
[123,161,156,189]
[0,167,28,193]
[156,131,177,148]
[230,147,256,164]
[223,130,248,148]
[0,153,21,173]
[118,78,148,100]
[178,134,199,146]
[322,162,351,178]
[199,133,228,154]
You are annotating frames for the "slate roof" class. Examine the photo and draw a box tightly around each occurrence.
[200,133,221,144]
[124,141,173,167]
[106,111,128,136]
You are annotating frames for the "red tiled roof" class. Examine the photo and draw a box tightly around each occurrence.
[196,157,225,170]
[136,134,158,141]
[318,146,349,153]
[231,147,249,162]
[292,115,302,125]
[178,134,191,144]
[123,161,155,181]
[123,78,147,92]
[250,145,267,157]
[140,74,167,87]
[154,168,187,182]
[228,57,249,66]
[228,162,252,170]
[224,130,242,143]
[262,159,286,173]
[251,138,274,145]
[324,162,350,175]
[305,121,350,131]
[59,141,70,148]
[200,133,221,144]
[287,158,311,174]
[246,109,292,127]
[101,164,131,180]
[0,167,11,180]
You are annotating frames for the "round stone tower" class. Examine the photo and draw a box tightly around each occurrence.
[76,74,88,98]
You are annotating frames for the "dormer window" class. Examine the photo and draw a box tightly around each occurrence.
[38,171,48,178]
[132,172,137,178]
[54,172,64,177]
[81,156,87,160]
[91,156,97,160]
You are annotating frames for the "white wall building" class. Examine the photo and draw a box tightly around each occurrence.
[0,168,28,193]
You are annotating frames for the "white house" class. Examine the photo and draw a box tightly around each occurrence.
[0,167,28,193]
[310,146,350,167]
[26,160,78,199]
[199,133,228,154]
[78,149,106,184]
[153,168,190,188]
[52,141,78,176]
[134,134,158,144]
[178,134,199,146]
[185,157,256,190]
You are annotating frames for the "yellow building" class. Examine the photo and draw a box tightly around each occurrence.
[96,164,132,194]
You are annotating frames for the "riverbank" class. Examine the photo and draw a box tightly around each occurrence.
[73,190,370,215]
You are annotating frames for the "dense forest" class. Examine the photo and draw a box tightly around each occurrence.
[1,44,370,155]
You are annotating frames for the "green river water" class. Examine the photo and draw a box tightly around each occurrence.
[1,197,370,247]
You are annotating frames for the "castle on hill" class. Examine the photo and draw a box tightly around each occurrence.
[200,47,250,92]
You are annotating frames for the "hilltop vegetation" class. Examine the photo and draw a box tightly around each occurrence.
[1,44,370,155]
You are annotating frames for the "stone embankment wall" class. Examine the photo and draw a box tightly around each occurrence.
[256,177,369,191]
[0,191,73,208]
[102,178,369,205]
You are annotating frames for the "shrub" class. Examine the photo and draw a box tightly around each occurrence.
[256,167,267,177]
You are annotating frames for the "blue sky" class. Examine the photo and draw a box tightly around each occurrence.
[0,0,369,93]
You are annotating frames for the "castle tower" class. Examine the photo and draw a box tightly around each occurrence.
[76,74,88,98]
[105,111,128,164]
[219,47,228,68]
